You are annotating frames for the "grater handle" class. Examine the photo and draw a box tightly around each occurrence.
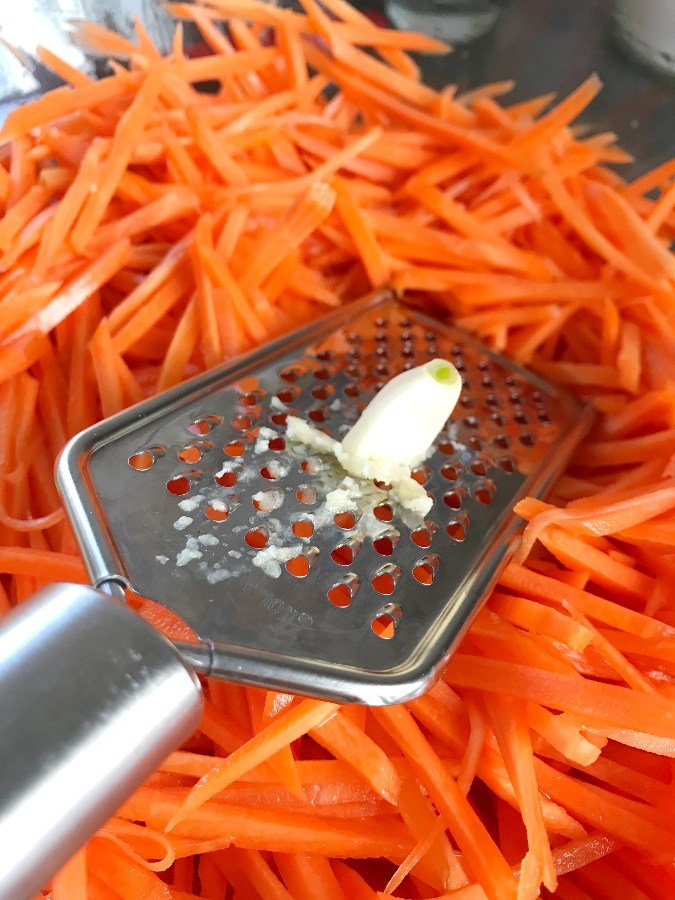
[0,583,203,899]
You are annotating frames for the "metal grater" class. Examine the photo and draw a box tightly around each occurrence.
[57,292,592,705]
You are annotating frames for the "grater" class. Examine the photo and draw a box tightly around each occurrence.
[59,289,592,704]
[0,290,593,898]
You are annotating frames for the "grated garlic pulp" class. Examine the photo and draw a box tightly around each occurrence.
[287,358,461,517]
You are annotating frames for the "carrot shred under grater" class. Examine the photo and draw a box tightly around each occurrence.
[56,292,593,705]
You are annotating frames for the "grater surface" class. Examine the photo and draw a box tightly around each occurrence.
[57,294,592,704]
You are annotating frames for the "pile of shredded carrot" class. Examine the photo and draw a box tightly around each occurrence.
[1,1,674,897]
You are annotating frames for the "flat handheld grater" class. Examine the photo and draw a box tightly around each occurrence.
[0,291,592,897]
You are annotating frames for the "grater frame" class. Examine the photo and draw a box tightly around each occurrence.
[56,291,593,705]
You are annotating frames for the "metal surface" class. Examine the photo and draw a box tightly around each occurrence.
[0,583,202,900]
[58,296,593,705]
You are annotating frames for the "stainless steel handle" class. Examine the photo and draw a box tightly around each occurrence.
[0,583,203,899]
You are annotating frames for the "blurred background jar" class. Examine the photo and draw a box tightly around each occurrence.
[613,0,675,77]
[383,0,509,43]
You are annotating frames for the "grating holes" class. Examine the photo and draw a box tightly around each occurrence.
[505,374,518,387]
[519,432,536,448]
[346,364,364,379]
[268,437,286,452]
[471,460,487,477]
[375,363,389,377]
[188,414,223,436]
[478,359,490,371]
[375,316,387,327]
[275,386,301,404]
[402,344,415,358]
[514,411,529,425]
[451,344,463,357]
[286,555,310,578]
[344,383,360,397]
[412,554,439,586]
[375,331,388,343]
[261,460,289,481]
[509,392,523,405]
[347,346,361,360]
[296,485,317,505]
[426,343,437,355]
[438,441,456,455]
[537,411,551,425]
[312,384,334,400]
[215,468,237,488]
[372,564,400,596]
[446,521,466,541]
[166,470,201,496]
[205,501,229,522]
[292,519,314,539]
[494,434,510,449]
[280,365,304,382]
[500,456,515,473]
[425,330,436,341]
[224,440,245,457]
[444,491,462,510]
[178,440,212,464]
[441,463,460,481]
[481,376,494,389]
[373,528,399,556]
[129,445,164,471]
[531,391,544,404]
[460,396,475,409]
[334,511,356,529]
[485,394,501,408]
[346,331,362,344]
[400,329,412,341]
[373,479,392,491]
[463,415,480,429]
[491,413,506,427]
[371,604,402,639]
[331,544,354,566]
[239,391,260,407]
[308,406,329,423]
[455,361,467,373]
[178,446,202,463]
[253,489,284,512]
[475,481,496,505]
[375,345,388,359]
[316,349,334,362]
[301,457,323,475]
[374,502,393,522]
[411,464,431,486]
[270,412,288,427]
[468,436,483,452]
[412,526,433,548]
[314,367,331,381]
[245,527,268,549]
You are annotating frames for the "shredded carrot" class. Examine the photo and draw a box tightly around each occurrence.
[1,3,674,897]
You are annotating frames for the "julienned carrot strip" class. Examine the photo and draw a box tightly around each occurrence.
[374,706,517,900]
[13,239,131,338]
[499,563,672,639]
[122,787,413,858]
[310,710,401,805]
[486,695,556,892]
[167,700,338,829]
[52,849,87,900]
[445,655,675,738]
[274,853,347,900]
